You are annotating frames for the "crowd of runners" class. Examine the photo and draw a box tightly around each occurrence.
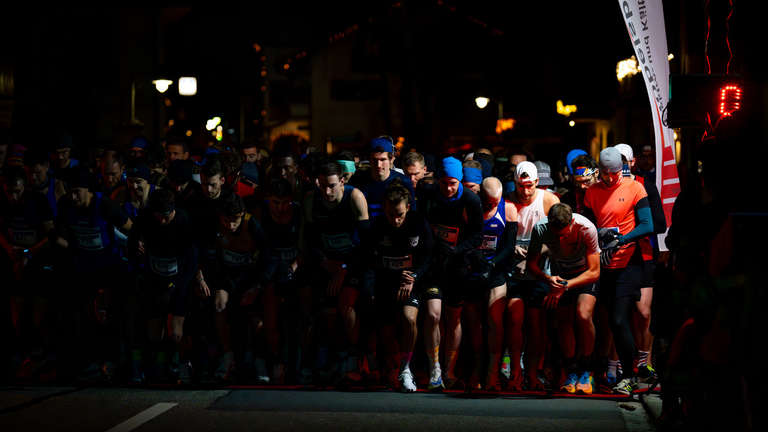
[0,132,671,396]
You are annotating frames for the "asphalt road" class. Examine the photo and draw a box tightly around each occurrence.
[0,386,654,432]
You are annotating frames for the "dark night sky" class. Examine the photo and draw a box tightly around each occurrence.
[0,3,661,147]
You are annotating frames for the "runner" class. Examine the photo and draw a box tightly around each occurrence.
[258,178,304,384]
[614,143,666,383]
[507,161,559,391]
[0,167,56,378]
[54,166,131,382]
[204,191,265,383]
[363,182,434,392]
[476,177,518,391]
[526,203,601,394]
[302,161,369,385]
[420,156,483,391]
[583,147,654,395]
[127,188,199,384]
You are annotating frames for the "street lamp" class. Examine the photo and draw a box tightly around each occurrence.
[475,96,490,109]
[179,77,197,96]
[152,79,173,93]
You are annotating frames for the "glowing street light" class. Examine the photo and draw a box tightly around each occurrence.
[475,97,490,109]
[206,116,222,131]
[569,120,576,127]
[152,79,173,93]
[179,77,197,96]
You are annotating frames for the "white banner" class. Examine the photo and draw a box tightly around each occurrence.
[618,0,680,251]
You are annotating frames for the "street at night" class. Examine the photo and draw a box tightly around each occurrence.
[1,386,655,432]
[1,2,767,431]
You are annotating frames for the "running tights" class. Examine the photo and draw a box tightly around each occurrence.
[610,296,637,378]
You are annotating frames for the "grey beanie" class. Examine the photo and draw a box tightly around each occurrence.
[599,147,623,173]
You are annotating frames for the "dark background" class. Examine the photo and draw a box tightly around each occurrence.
[1,2,766,167]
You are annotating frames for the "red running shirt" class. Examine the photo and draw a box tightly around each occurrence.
[583,178,648,269]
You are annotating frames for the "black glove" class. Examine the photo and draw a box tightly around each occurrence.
[597,228,621,250]
[600,247,617,266]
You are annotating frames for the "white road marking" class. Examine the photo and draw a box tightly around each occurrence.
[105,402,178,432]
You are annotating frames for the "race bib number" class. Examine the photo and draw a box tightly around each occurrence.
[272,247,298,262]
[9,228,36,247]
[222,249,252,266]
[72,226,104,251]
[433,225,459,247]
[481,235,498,251]
[321,232,354,253]
[149,256,179,277]
[382,255,413,271]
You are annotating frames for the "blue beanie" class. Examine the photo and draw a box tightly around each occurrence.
[370,136,395,153]
[566,149,588,174]
[463,167,482,184]
[441,156,463,181]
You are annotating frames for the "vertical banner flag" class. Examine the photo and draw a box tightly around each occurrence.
[617,0,680,251]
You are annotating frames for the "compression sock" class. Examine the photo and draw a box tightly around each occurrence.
[637,350,649,368]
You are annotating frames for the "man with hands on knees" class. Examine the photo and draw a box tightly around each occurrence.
[527,203,601,394]
[363,182,433,392]
[128,188,198,384]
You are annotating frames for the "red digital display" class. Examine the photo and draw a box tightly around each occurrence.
[718,84,742,117]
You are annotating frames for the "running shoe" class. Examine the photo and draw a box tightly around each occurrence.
[576,371,594,395]
[613,377,638,395]
[428,365,444,391]
[399,368,417,393]
[254,357,270,384]
[560,372,578,394]
[176,361,193,385]
[214,352,235,382]
[500,351,511,381]
[605,369,618,386]
[637,365,658,383]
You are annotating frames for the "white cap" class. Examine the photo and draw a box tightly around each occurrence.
[515,161,538,185]
[614,143,634,162]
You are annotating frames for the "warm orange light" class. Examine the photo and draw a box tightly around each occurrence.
[253,43,262,52]
[495,118,516,134]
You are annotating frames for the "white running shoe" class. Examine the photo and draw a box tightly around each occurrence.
[428,364,444,391]
[399,368,417,393]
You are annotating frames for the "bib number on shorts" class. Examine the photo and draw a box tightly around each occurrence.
[382,255,413,271]
[273,247,298,262]
[222,249,252,266]
[149,256,179,277]
[321,232,354,253]
[9,228,37,247]
[481,235,498,251]
[72,226,104,251]
[433,225,459,247]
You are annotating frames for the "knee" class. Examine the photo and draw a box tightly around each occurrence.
[425,310,440,327]
[404,314,418,329]
[637,306,651,323]
[576,308,594,324]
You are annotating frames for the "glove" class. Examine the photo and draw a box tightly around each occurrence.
[600,247,617,266]
[597,228,621,250]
